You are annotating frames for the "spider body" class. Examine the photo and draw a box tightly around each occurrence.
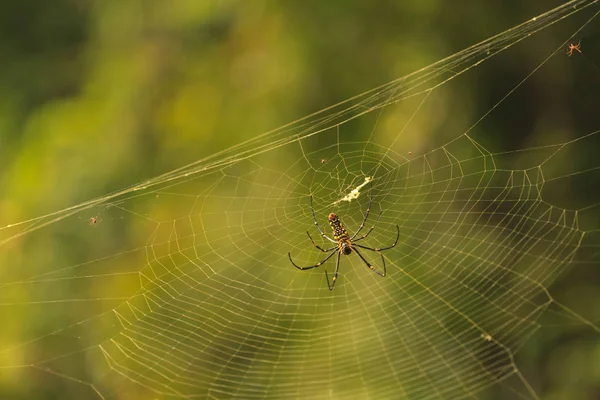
[328,213,353,255]
[567,42,581,56]
[288,185,399,290]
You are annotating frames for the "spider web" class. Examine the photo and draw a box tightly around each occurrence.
[1,1,600,399]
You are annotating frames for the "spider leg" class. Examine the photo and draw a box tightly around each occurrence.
[349,182,374,240]
[353,247,386,277]
[307,231,337,252]
[288,249,336,271]
[354,225,399,252]
[352,210,382,242]
[325,251,342,290]
[310,195,336,243]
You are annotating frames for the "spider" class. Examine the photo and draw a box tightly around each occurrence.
[288,186,399,290]
[567,42,581,57]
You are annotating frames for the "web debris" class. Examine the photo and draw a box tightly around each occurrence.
[332,176,373,205]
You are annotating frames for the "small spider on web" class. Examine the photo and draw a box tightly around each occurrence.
[288,183,399,290]
[567,42,582,57]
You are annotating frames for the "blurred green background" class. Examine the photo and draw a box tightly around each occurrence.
[1,1,599,399]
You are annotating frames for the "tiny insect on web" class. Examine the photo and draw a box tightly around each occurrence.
[288,183,400,290]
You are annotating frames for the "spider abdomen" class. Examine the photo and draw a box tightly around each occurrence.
[328,213,350,241]
[328,213,353,255]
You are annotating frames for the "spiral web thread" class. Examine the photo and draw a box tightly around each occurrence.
[1,1,600,399]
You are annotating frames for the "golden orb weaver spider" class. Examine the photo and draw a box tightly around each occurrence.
[288,185,400,290]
